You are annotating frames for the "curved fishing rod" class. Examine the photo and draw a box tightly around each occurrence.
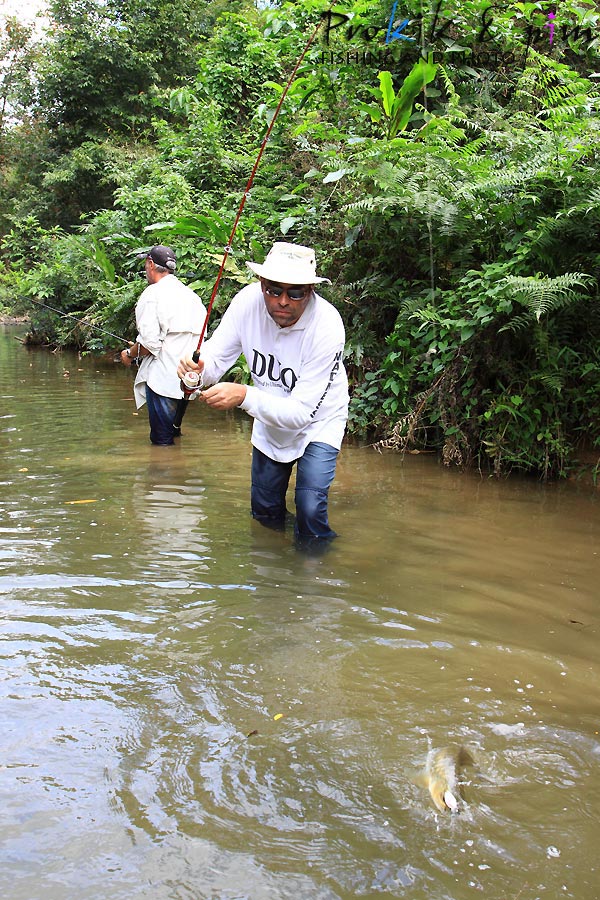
[26,296,128,343]
[189,10,331,368]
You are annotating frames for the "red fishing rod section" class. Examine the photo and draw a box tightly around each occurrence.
[189,9,331,368]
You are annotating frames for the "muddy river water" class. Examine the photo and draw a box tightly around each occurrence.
[1,326,599,900]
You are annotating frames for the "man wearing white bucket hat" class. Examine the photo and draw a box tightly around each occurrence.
[178,242,349,544]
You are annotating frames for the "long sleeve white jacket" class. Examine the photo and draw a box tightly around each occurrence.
[133,275,206,408]
[201,283,349,462]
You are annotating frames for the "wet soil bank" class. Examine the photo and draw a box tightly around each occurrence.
[0,313,28,324]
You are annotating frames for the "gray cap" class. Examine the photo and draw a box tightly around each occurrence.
[139,244,176,271]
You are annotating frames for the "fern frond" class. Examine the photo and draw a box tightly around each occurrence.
[498,312,534,334]
[437,64,458,106]
[535,372,564,393]
[407,306,445,326]
[503,272,594,321]
[345,197,378,213]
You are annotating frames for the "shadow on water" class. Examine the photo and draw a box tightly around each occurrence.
[1,328,599,899]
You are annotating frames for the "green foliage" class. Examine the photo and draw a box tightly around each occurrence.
[1,0,600,479]
[0,16,38,134]
[0,215,137,347]
[39,140,138,228]
[36,0,218,145]
[193,11,282,121]
[224,354,252,385]
[372,57,438,138]
[500,272,595,326]
[347,369,387,435]
[113,169,194,235]
[378,261,598,477]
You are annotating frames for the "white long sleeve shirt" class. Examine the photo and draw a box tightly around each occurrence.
[201,282,349,462]
[133,275,206,408]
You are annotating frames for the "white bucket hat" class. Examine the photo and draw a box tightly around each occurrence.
[246,242,331,285]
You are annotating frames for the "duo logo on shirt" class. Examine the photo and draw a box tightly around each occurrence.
[251,349,297,391]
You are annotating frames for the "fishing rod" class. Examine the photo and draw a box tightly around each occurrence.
[179,9,331,403]
[26,296,128,343]
[184,8,331,386]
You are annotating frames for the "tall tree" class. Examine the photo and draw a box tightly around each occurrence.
[35,0,233,146]
[0,17,37,138]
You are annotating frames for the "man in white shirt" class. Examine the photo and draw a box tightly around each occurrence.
[120,245,206,445]
[177,242,349,543]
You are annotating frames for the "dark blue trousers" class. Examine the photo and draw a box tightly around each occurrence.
[145,385,187,445]
[251,442,339,540]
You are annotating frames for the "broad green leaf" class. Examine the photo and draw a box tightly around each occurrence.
[377,71,396,118]
[357,101,383,122]
[323,169,350,184]
[389,55,438,137]
[345,225,361,247]
[144,222,175,232]
[280,216,298,235]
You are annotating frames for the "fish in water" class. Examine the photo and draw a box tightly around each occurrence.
[421,745,474,812]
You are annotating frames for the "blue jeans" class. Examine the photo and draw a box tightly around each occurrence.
[251,442,339,540]
[145,385,188,445]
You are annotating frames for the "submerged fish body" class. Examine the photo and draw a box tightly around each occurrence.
[423,745,474,813]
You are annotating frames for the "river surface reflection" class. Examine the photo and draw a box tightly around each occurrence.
[1,327,599,900]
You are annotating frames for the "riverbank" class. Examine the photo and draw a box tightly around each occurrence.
[0,313,28,324]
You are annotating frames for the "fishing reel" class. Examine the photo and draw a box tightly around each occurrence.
[180,369,203,400]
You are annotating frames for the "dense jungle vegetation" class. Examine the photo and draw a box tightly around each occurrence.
[1,0,599,478]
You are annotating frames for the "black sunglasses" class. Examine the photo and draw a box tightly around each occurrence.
[264,282,310,301]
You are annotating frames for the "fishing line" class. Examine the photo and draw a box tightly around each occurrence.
[421,0,437,307]
[190,6,334,365]
[26,296,127,343]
